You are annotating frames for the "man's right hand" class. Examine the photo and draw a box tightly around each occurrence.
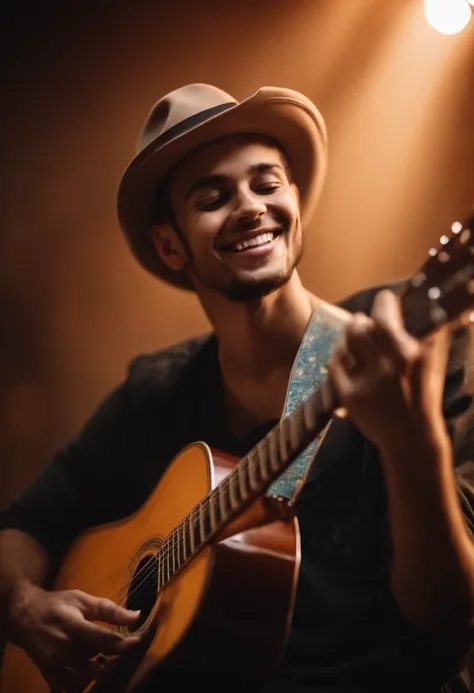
[7,581,141,692]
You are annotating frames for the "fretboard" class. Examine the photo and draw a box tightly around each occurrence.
[156,382,334,590]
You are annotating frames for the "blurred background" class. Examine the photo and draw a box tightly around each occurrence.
[1,0,473,506]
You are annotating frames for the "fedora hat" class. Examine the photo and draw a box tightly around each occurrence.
[117,83,328,290]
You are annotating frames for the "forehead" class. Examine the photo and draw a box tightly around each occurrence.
[170,135,287,194]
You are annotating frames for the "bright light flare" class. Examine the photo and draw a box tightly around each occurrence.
[424,0,472,35]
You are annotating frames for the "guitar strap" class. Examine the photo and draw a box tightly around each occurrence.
[266,301,349,505]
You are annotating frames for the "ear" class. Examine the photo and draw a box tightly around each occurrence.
[151,223,188,272]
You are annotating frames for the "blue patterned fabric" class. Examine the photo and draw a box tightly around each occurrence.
[266,304,345,503]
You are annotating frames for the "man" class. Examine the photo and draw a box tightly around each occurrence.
[0,83,473,693]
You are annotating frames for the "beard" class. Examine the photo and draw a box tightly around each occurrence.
[173,217,303,302]
[187,239,303,302]
[219,258,297,301]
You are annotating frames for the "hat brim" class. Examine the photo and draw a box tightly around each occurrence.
[117,86,328,290]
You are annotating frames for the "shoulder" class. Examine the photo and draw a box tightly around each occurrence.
[123,333,216,408]
[127,332,214,386]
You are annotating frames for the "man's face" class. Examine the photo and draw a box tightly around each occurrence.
[156,135,302,301]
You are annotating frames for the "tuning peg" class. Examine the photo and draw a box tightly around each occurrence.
[428,287,441,300]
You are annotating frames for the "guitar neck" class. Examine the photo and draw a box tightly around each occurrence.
[161,210,474,588]
[160,381,335,588]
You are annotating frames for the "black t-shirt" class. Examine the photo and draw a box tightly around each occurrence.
[1,284,474,692]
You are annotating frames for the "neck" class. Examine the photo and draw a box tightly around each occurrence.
[199,271,320,378]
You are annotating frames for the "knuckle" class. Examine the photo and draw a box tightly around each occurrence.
[98,598,117,614]
[67,589,84,602]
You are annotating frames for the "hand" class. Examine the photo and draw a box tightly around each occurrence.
[327,289,451,453]
[7,581,141,692]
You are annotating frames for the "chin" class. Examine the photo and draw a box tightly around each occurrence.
[222,270,293,302]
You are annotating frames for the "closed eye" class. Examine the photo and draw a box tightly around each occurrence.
[257,184,281,194]
[197,193,228,211]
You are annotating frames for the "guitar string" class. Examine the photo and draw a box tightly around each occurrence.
[119,402,321,609]
[117,429,284,608]
[118,393,326,600]
[116,232,473,610]
[117,402,317,608]
[119,396,327,610]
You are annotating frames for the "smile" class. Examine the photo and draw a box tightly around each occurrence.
[225,230,280,253]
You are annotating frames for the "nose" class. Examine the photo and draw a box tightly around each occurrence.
[233,187,267,223]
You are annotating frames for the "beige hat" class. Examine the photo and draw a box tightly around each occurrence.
[117,83,328,290]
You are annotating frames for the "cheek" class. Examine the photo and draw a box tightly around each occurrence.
[273,189,298,218]
[184,214,223,255]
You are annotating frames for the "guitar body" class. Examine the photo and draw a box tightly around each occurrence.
[0,442,300,693]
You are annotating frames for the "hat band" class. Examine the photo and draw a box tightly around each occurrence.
[153,102,236,150]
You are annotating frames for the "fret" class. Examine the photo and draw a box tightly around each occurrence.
[219,479,232,517]
[208,488,220,531]
[180,518,188,563]
[228,471,240,510]
[165,536,171,584]
[302,393,317,433]
[187,512,195,554]
[247,449,259,491]
[237,461,249,499]
[216,483,229,523]
[203,499,213,538]
[268,428,281,472]
[171,529,177,576]
[289,406,304,452]
[278,417,290,463]
[253,441,268,483]
[176,526,181,570]
[198,502,206,544]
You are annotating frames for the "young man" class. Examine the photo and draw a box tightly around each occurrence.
[0,83,473,693]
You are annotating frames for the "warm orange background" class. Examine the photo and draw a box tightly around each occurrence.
[1,0,473,505]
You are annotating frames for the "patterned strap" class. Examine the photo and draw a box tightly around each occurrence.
[266,302,349,503]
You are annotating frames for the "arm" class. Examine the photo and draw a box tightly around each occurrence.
[0,529,50,638]
[379,423,474,648]
[0,384,144,687]
[328,290,474,657]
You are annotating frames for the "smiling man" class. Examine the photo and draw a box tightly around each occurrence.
[153,136,302,303]
[1,83,474,693]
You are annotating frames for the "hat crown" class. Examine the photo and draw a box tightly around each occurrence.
[138,83,238,151]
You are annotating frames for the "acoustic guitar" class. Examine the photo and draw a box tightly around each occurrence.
[1,213,474,693]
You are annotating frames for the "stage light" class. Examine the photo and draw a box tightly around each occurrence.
[424,0,472,35]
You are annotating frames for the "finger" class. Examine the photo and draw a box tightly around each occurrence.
[343,313,378,368]
[327,351,357,405]
[74,619,141,656]
[79,594,141,626]
[370,289,404,330]
[415,324,452,397]
[370,290,420,367]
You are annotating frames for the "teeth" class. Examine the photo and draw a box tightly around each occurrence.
[233,232,274,252]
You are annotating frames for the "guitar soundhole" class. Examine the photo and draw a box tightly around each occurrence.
[125,554,159,632]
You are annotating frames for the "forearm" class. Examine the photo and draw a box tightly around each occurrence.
[380,423,474,647]
[0,529,51,632]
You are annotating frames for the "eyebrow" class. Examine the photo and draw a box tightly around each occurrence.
[184,163,284,201]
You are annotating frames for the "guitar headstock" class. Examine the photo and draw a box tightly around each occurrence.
[402,212,474,338]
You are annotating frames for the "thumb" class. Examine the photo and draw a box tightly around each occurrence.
[81,595,141,626]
